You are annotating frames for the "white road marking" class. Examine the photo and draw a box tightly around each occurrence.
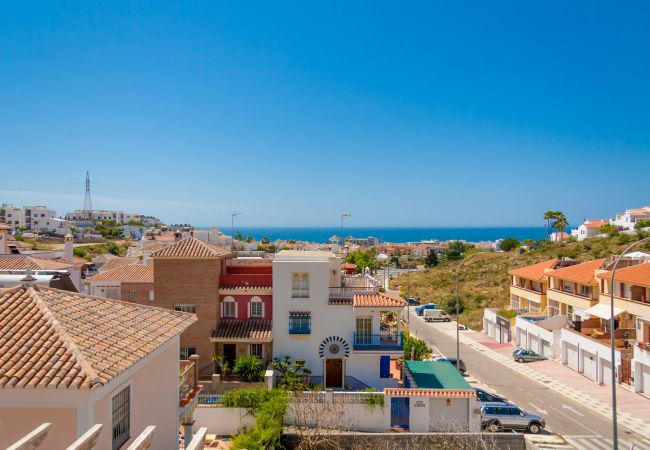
[547,405,598,435]
[561,404,584,417]
[527,402,548,415]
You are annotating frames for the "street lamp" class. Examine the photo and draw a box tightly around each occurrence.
[608,237,650,450]
[231,211,242,249]
[455,252,482,371]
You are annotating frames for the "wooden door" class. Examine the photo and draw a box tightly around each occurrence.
[325,359,343,388]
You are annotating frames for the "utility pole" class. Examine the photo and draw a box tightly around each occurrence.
[83,171,92,219]
[231,211,242,248]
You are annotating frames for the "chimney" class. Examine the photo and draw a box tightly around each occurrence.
[174,230,182,242]
[64,233,74,263]
[0,223,9,255]
[21,268,37,288]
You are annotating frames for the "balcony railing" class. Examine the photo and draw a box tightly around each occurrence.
[329,286,377,299]
[353,332,404,351]
[179,355,201,407]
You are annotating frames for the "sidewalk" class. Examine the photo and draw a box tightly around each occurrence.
[449,328,650,437]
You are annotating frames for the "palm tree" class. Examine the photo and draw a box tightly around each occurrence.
[552,212,569,238]
[543,211,557,238]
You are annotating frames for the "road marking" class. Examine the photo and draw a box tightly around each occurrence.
[547,405,598,435]
[527,403,548,415]
[561,404,584,417]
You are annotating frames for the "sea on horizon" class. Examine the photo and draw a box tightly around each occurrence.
[196,226,548,244]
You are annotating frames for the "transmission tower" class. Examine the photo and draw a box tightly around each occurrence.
[83,171,93,219]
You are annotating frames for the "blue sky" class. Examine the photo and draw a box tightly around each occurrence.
[1,1,649,227]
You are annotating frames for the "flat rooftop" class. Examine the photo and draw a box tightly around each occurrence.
[274,250,335,261]
[404,360,472,390]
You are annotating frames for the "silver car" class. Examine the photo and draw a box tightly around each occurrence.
[481,402,545,434]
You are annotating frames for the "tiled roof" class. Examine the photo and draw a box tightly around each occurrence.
[508,259,560,281]
[210,320,272,342]
[141,242,169,253]
[150,237,231,259]
[88,264,153,283]
[0,285,195,389]
[547,258,606,284]
[0,256,73,271]
[597,262,650,287]
[92,253,117,265]
[353,292,407,308]
[52,256,89,266]
[98,257,140,273]
[328,298,353,305]
[583,220,609,229]
[384,388,477,398]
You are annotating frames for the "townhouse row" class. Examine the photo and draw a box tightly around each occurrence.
[484,253,650,394]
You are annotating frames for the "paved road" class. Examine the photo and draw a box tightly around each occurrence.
[405,307,650,450]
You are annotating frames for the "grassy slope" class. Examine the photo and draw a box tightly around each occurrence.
[390,234,650,330]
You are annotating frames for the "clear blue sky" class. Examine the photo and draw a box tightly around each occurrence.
[1,1,648,227]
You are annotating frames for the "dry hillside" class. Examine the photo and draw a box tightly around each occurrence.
[390,233,650,330]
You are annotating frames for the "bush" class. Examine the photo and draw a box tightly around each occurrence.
[499,237,520,252]
[73,247,87,258]
[232,355,264,382]
[442,294,464,314]
[227,388,288,450]
[497,308,517,319]
[362,387,385,408]
[404,334,432,360]
[635,220,650,230]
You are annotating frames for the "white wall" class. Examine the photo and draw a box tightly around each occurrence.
[560,328,621,385]
[194,407,256,435]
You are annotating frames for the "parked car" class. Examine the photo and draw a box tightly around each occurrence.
[406,297,420,306]
[434,357,466,374]
[415,303,438,316]
[424,309,451,322]
[481,402,545,434]
[475,388,510,404]
[513,349,548,363]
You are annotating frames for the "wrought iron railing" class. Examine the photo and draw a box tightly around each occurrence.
[353,332,404,350]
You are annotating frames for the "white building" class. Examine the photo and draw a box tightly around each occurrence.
[612,206,650,231]
[0,204,57,229]
[65,209,162,225]
[272,250,406,390]
[574,219,610,241]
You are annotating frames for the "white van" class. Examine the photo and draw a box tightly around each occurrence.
[424,309,451,322]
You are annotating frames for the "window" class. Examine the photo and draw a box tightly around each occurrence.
[249,297,263,318]
[222,298,236,318]
[562,282,574,294]
[579,284,591,298]
[180,347,196,360]
[291,272,309,298]
[174,304,197,314]
[356,317,372,345]
[148,290,154,302]
[528,301,540,313]
[289,313,311,334]
[112,386,130,450]
[128,291,136,302]
[250,343,263,359]
[548,300,560,317]
[510,295,520,310]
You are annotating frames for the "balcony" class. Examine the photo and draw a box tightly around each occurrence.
[329,275,378,300]
[353,332,404,351]
[179,355,203,422]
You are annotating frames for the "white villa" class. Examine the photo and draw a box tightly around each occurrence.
[272,250,406,390]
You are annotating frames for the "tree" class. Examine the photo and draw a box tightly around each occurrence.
[551,211,569,236]
[232,355,264,382]
[444,241,467,260]
[499,237,520,252]
[234,231,245,241]
[635,220,650,230]
[261,236,270,244]
[403,334,432,360]
[424,250,439,268]
[598,223,619,237]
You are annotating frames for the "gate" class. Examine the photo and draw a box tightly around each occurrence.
[390,397,410,430]
[496,315,511,343]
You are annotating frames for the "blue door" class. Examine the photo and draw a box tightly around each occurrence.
[390,397,410,429]
[379,355,390,378]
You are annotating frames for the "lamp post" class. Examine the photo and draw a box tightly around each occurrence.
[455,252,481,371]
[608,237,650,450]
[231,211,241,249]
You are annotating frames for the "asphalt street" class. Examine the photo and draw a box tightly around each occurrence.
[405,307,650,450]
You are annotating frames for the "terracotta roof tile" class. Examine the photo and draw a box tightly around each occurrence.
[151,237,231,259]
[597,262,650,287]
[353,292,407,308]
[547,258,606,284]
[583,220,609,229]
[210,320,272,342]
[0,256,73,271]
[88,264,153,283]
[508,259,560,281]
[0,285,195,389]
[98,257,140,273]
[384,388,477,398]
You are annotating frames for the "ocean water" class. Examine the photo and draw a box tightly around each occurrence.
[204,227,547,243]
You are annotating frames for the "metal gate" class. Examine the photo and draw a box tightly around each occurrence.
[496,316,511,343]
[582,350,597,381]
[390,397,410,430]
[565,343,579,371]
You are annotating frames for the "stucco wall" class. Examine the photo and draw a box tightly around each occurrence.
[93,339,180,450]
[194,406,256,435]
[0,407,77,448]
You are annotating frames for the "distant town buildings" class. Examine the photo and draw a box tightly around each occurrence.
[65,209,162,226]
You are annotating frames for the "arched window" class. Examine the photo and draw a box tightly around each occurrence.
[249,296,264,318]
[291,272,309,298]
[222,296,237,318]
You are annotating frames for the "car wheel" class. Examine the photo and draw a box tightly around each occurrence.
[487,421,501,432]
[517,357,524,363]
[527,422,541,434]
[445,318,450,322]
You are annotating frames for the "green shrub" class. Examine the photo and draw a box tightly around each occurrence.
[497,308,517,319]
[362,387,385,408]
[404,334,432,360]
[73,247,87,257]
[232,355,264,382]
[228,388,288,450]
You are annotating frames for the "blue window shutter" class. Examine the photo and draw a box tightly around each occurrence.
[380,355,390,378]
